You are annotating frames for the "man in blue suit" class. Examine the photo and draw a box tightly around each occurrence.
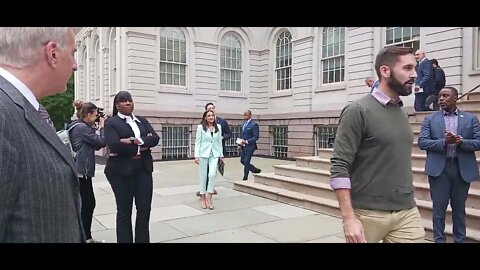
[418,86,480,243]
[414,50,435,111]
[238,110,261,180]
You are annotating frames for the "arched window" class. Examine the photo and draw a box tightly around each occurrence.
[275,30,292,91]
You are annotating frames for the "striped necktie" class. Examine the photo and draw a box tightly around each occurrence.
[38,104,55,131]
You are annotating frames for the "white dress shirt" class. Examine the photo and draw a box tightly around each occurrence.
[117,112,144,155]
[0,66,39,110]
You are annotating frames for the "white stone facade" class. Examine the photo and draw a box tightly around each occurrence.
[75,27,480,159]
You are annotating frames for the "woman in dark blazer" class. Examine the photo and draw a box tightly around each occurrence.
[104,91,160,243]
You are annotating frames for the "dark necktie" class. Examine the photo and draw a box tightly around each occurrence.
[38,104,55,131]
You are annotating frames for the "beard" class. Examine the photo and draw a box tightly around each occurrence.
[387,72,413,96]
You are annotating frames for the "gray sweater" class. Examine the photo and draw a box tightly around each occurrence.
[330,95,416,211]
[68,120,106,177]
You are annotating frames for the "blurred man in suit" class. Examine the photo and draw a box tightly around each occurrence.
[238,110,261,180]
[418,86,480,243]
[414,49,435,111]
[425,59,446,111]
[0,27,84,242]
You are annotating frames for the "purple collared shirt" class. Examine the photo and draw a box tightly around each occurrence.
[443,109,459,158]
[329,86,403,190]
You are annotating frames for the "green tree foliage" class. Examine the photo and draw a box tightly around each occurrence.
[39,75,75,131]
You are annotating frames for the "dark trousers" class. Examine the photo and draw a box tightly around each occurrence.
[414,92,429,111]
[426,93,439,110]
[79,176,96,240]
[240,148,259,180]
[428,160,471,243]
[106,160,153,243]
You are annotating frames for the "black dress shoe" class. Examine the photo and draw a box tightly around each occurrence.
[196,191,201,197]
[253,169,261,174]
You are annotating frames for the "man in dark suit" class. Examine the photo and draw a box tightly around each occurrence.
[196,102,231,197]
[239,110,261,180]
[418,86,480,243]
[0,27,84,242]
[425,59,446,111]
[414,49,435,111]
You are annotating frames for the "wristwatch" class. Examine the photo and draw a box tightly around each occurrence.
[129,137,135,144]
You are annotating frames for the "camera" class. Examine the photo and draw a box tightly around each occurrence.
[95,107,106,122]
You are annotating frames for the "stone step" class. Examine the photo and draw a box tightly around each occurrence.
[416,199,480,238]
[254,172,337,200]
[410,122,422,132]
[275,163,480,208]
[411,153,480,170]
[233,180,341,218]
[457,100,480,111]
[466,92,480,101]
[233,180,480,242]
[296,156,331,171]
[421,217,480,243]
[414,181,480,210]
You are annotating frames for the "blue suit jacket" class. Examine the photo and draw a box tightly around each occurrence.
[415,58,435,94]
[418,110,480,182]
[241,119,259,151]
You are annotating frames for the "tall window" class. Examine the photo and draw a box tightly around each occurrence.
[160,27,187,86]
[109,28,117,94]
[475,27,480,69]
[275,31,292,91]
[94,38,100,99]
[220,34,242,91]
[385,27,420,51]
[321,27,345,84]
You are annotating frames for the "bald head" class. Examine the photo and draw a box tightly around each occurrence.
[415,49,426,61]
[243,109,252,120]
[365,77,375,87]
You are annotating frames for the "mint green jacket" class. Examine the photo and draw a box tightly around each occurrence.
[194,124,224,158]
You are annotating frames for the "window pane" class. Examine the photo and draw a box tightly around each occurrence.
[394,27,402,43]
[323,71,328,84]
[412,27,420,38]
[386,29,393,44]
[160,73,166,84]
[180,65,186,76]
[236,79,241,91]
[167,50,173,61]
[221,79,225,90]
[180,74,185,86]
[167,39,173,50]
[174,74,179,85]
[174,50,180,62]
[329,70,334,83]
[167,63,173,73]
[174,39,180,51]
[340,27,345,42]
[160,62,166,72]
[167,73,173,84]
[403,27,411,40]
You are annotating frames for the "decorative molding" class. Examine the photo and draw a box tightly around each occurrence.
[102,47,109,53]
[125,31,156,40]
[249,49,269,55]
[292,35,314,45]
[194,41,219,49]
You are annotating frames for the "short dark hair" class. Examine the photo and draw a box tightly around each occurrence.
[204,102,214,110]
[375,46,415,80]
[431,59,439,66]
[442,86,458,98]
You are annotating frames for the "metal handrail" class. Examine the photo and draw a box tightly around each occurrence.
[458,83,480,100]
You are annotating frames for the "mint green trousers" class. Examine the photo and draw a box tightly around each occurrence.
[198,153,219,194]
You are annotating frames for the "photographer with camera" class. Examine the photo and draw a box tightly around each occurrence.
[68,100,107,243]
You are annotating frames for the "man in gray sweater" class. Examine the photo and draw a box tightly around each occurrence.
[330,46,425,243]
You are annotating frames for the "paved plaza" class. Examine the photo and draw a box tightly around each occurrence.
[90,157,346,243]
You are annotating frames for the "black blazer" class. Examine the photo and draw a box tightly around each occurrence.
[104,115,159,176]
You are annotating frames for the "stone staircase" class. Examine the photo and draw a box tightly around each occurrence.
[234,91,480,242]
